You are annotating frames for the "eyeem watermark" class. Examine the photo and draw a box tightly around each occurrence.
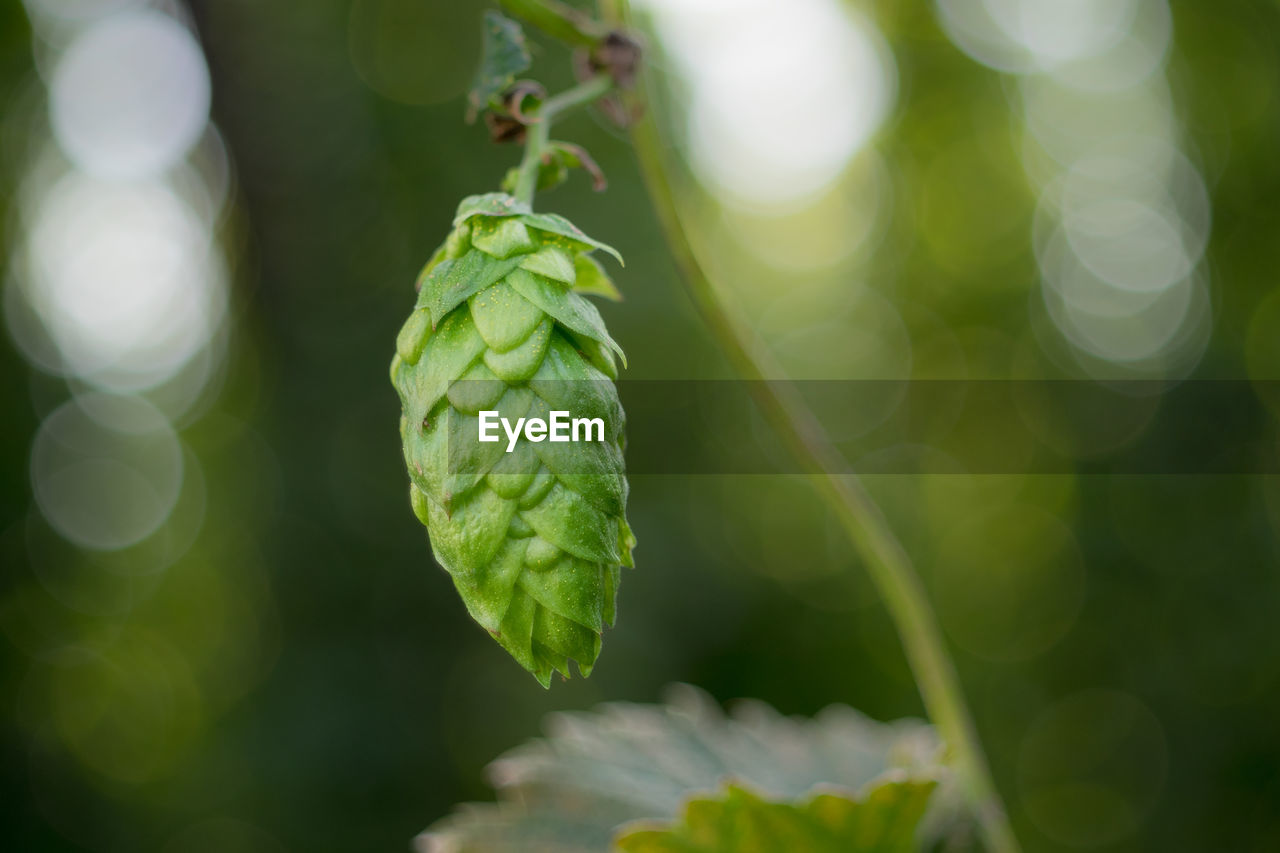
[479,410,605,453]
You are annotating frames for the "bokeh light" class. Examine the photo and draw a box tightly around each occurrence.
[16,173,225,391]
[162,818,289,853]
[22,0,144,26]
[937,0,1148,74]
[638,0,895,208]
[49,10,210,179]
[347,0,479,105]
[5,0,275,845]
[31,394,184,551]
[938,0,1210,375]
[1246,288,1280,415]
[1017,689,1168,846]
[932,505,1086,661]
[49,626,204,783]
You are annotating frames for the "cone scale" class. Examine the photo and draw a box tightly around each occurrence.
[391,193,635,686]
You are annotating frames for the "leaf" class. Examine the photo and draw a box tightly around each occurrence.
[549,141,608,192]
[416,251,523,322]
[455,193,533,225]
[613,779,939,853]
[519,245,578,284]
[516,211,625,265]
[417,241,450,288]
[470,217,537,259]
[507,268,626,364]
[414,686,959,853]
[502,142,610,196]
[449,194,622,268]
[520,480,621,564]
[574,255,622,301]
[468,11,532,122]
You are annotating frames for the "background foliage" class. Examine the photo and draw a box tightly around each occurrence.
[2,1,1279,851]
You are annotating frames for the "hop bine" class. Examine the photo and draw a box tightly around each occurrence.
[390,193,635,686]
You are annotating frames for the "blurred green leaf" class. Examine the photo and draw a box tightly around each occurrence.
[501,142,608,198]
[468,10,532,121]
[415,685,953,852]
[546,141,607,191]
[614,778,938,853]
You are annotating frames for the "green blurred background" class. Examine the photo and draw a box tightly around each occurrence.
[2,0,1279,850]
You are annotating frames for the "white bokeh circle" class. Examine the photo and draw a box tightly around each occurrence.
[50,10,211,179]
[31,394,185,551]
[21,171,225,391]
[639,0,895,206]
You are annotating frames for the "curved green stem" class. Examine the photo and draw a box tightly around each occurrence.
[610,5,1021,852]
[513,118,550,207]
[541,74,614,116]
[513,75,614,207]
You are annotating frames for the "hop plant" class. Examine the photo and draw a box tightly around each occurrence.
[390,192,635,687]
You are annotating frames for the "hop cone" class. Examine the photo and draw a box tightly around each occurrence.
[390,193,635,686]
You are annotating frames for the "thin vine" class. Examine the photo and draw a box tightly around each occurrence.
[602,2,1021,850]
[512,75,614,205]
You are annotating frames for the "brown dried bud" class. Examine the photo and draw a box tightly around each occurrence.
[484,112,527,144]
[590,31,642,89]
[483,81,547,143]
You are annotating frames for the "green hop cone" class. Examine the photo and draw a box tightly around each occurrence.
[390,192,636,687]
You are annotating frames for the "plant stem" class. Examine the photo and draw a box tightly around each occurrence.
[513,119,550,207]
[541,74,614,117]
[610,5,1021,852]
[512,75,614,207]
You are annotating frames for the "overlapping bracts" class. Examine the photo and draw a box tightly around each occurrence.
[391,193,634,686]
